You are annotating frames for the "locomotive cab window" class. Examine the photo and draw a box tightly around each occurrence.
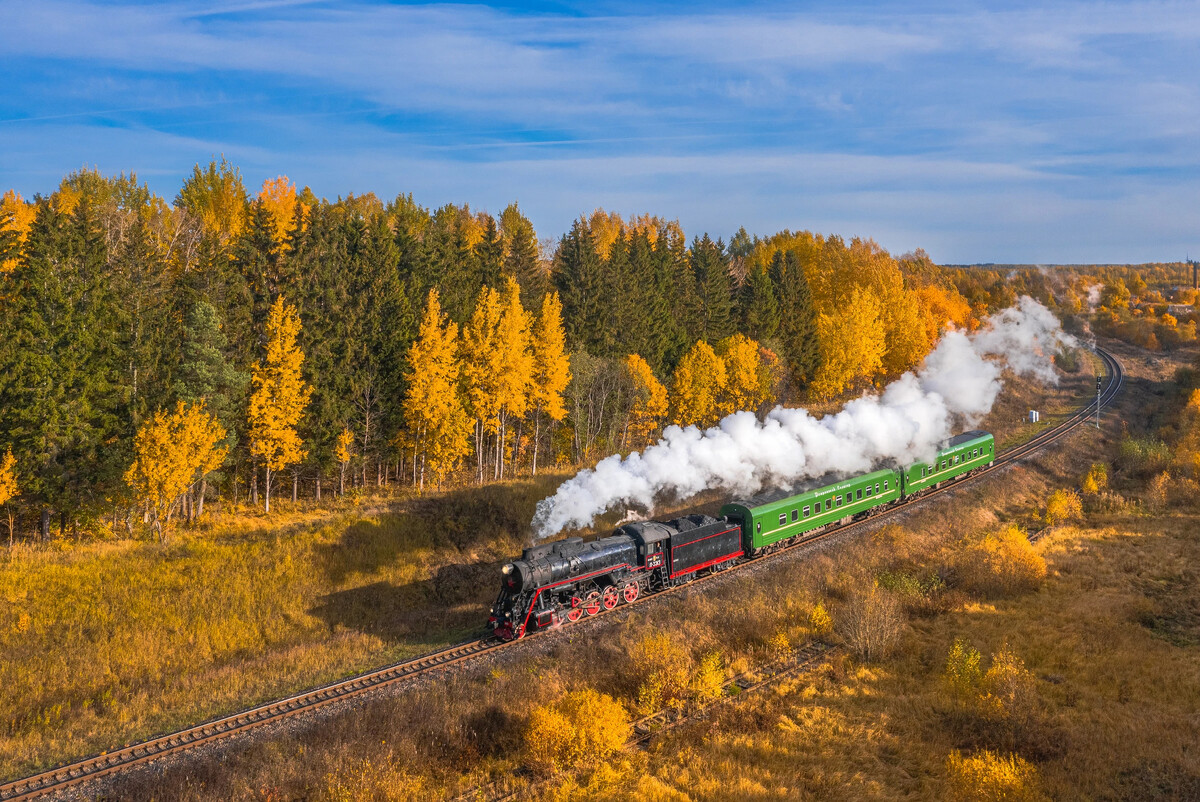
[791,510,798,522]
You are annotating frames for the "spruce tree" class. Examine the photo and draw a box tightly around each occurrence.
[742,264,781,341]
[692,234,735,342]
[772,250,821,390]
[554,220,606,353]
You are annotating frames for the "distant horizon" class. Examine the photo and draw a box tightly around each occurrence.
[3,1,1198,264]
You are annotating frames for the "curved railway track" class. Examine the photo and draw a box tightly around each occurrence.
[0,346,1123,801]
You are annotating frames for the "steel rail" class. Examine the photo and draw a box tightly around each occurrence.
[0,347,1123,802]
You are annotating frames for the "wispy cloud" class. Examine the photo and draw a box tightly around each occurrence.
[1,0,1198,262]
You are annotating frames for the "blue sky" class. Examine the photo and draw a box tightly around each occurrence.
[1,0,1198,263]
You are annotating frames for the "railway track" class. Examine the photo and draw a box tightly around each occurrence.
[0,347,1123,801]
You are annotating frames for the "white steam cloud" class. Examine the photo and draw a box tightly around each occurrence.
[1086,284,1103,311]
[532,297,1075,538]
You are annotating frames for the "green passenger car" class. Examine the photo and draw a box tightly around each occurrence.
[721,468,902,553]
[901,430,995,495]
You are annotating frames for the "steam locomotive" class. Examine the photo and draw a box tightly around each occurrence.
[488,431,995,640]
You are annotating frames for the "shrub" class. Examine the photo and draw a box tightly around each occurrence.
[834,583,905,662]
[956,525,1046,598]
[1045,488,1083,525]
[978,645,1044,750]
[631,632,693,713]
[944,750,1046,802]
[1081,463,1108,495]
[809,601,833,638]
[943,638,983,706]
[1118,435,1170,476]
[1147,471,1170,510]
[691,652,726,702]
[524,688,629,775]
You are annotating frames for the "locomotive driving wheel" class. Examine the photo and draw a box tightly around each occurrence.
[584,590,602,616]
[602,586,619,610]
[622,582,639,603]
[567,598,584,622]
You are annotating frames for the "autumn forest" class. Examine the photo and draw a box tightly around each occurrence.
[0,162,1113,542]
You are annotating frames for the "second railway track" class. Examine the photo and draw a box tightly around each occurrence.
[0,346,1124,802]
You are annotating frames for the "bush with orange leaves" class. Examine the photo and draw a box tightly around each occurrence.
[523,688,628,775]
[955,525,1046,598]
[944,749,1046,802]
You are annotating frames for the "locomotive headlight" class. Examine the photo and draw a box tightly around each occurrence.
[502,564,513,575]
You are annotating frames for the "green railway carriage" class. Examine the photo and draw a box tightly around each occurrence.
[901,430,995,495]
[721,468,902,553]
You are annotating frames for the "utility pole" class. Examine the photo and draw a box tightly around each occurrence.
[1096,374,1102,429]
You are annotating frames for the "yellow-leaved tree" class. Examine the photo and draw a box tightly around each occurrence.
[494,277,533,479]
[0,448,17,547]
[257,175,304,249]
[177,158,249,246]
[248,295,312,513]
[811,285,886,399]
[125,402,228,542]
[671,340,727,428]
[529,292,570,475]
[461,286,503,483]
[715,333,775,416]
[335,426,355,496]
[0,190,36,274]
[624,354,668,448]
[404,289,472,490]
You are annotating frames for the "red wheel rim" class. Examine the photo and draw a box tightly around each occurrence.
[567,607,583,622]
[584,590,601,616]
[622,583,639,603]
[602,586,619,610]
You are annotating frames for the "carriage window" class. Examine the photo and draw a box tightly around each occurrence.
[826,499,832,511]
[856,489,863,500]
[845,493,852,503]
[866,486,872,497]
[803,506,810,517]
[791,510,798,522]
[836,496,842,507]
[756,523,761,533]
[876,482,880,493]
[884,479,889,490]
[779,513,786,526]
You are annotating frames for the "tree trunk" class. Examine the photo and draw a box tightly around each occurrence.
[339,463,346,496]
[292,472,298,503]
[40,508,49,542]
[265,466,272,514]
[377,460,382,487]
[316,476,321,502]
[251,463,259,506]
[532,411,541,476]
[197,477,207,521]
[419,452,425,493]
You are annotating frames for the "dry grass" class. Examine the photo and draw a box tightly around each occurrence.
[0,475,568,778]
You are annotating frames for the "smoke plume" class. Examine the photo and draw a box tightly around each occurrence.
[532,296,1075,538]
